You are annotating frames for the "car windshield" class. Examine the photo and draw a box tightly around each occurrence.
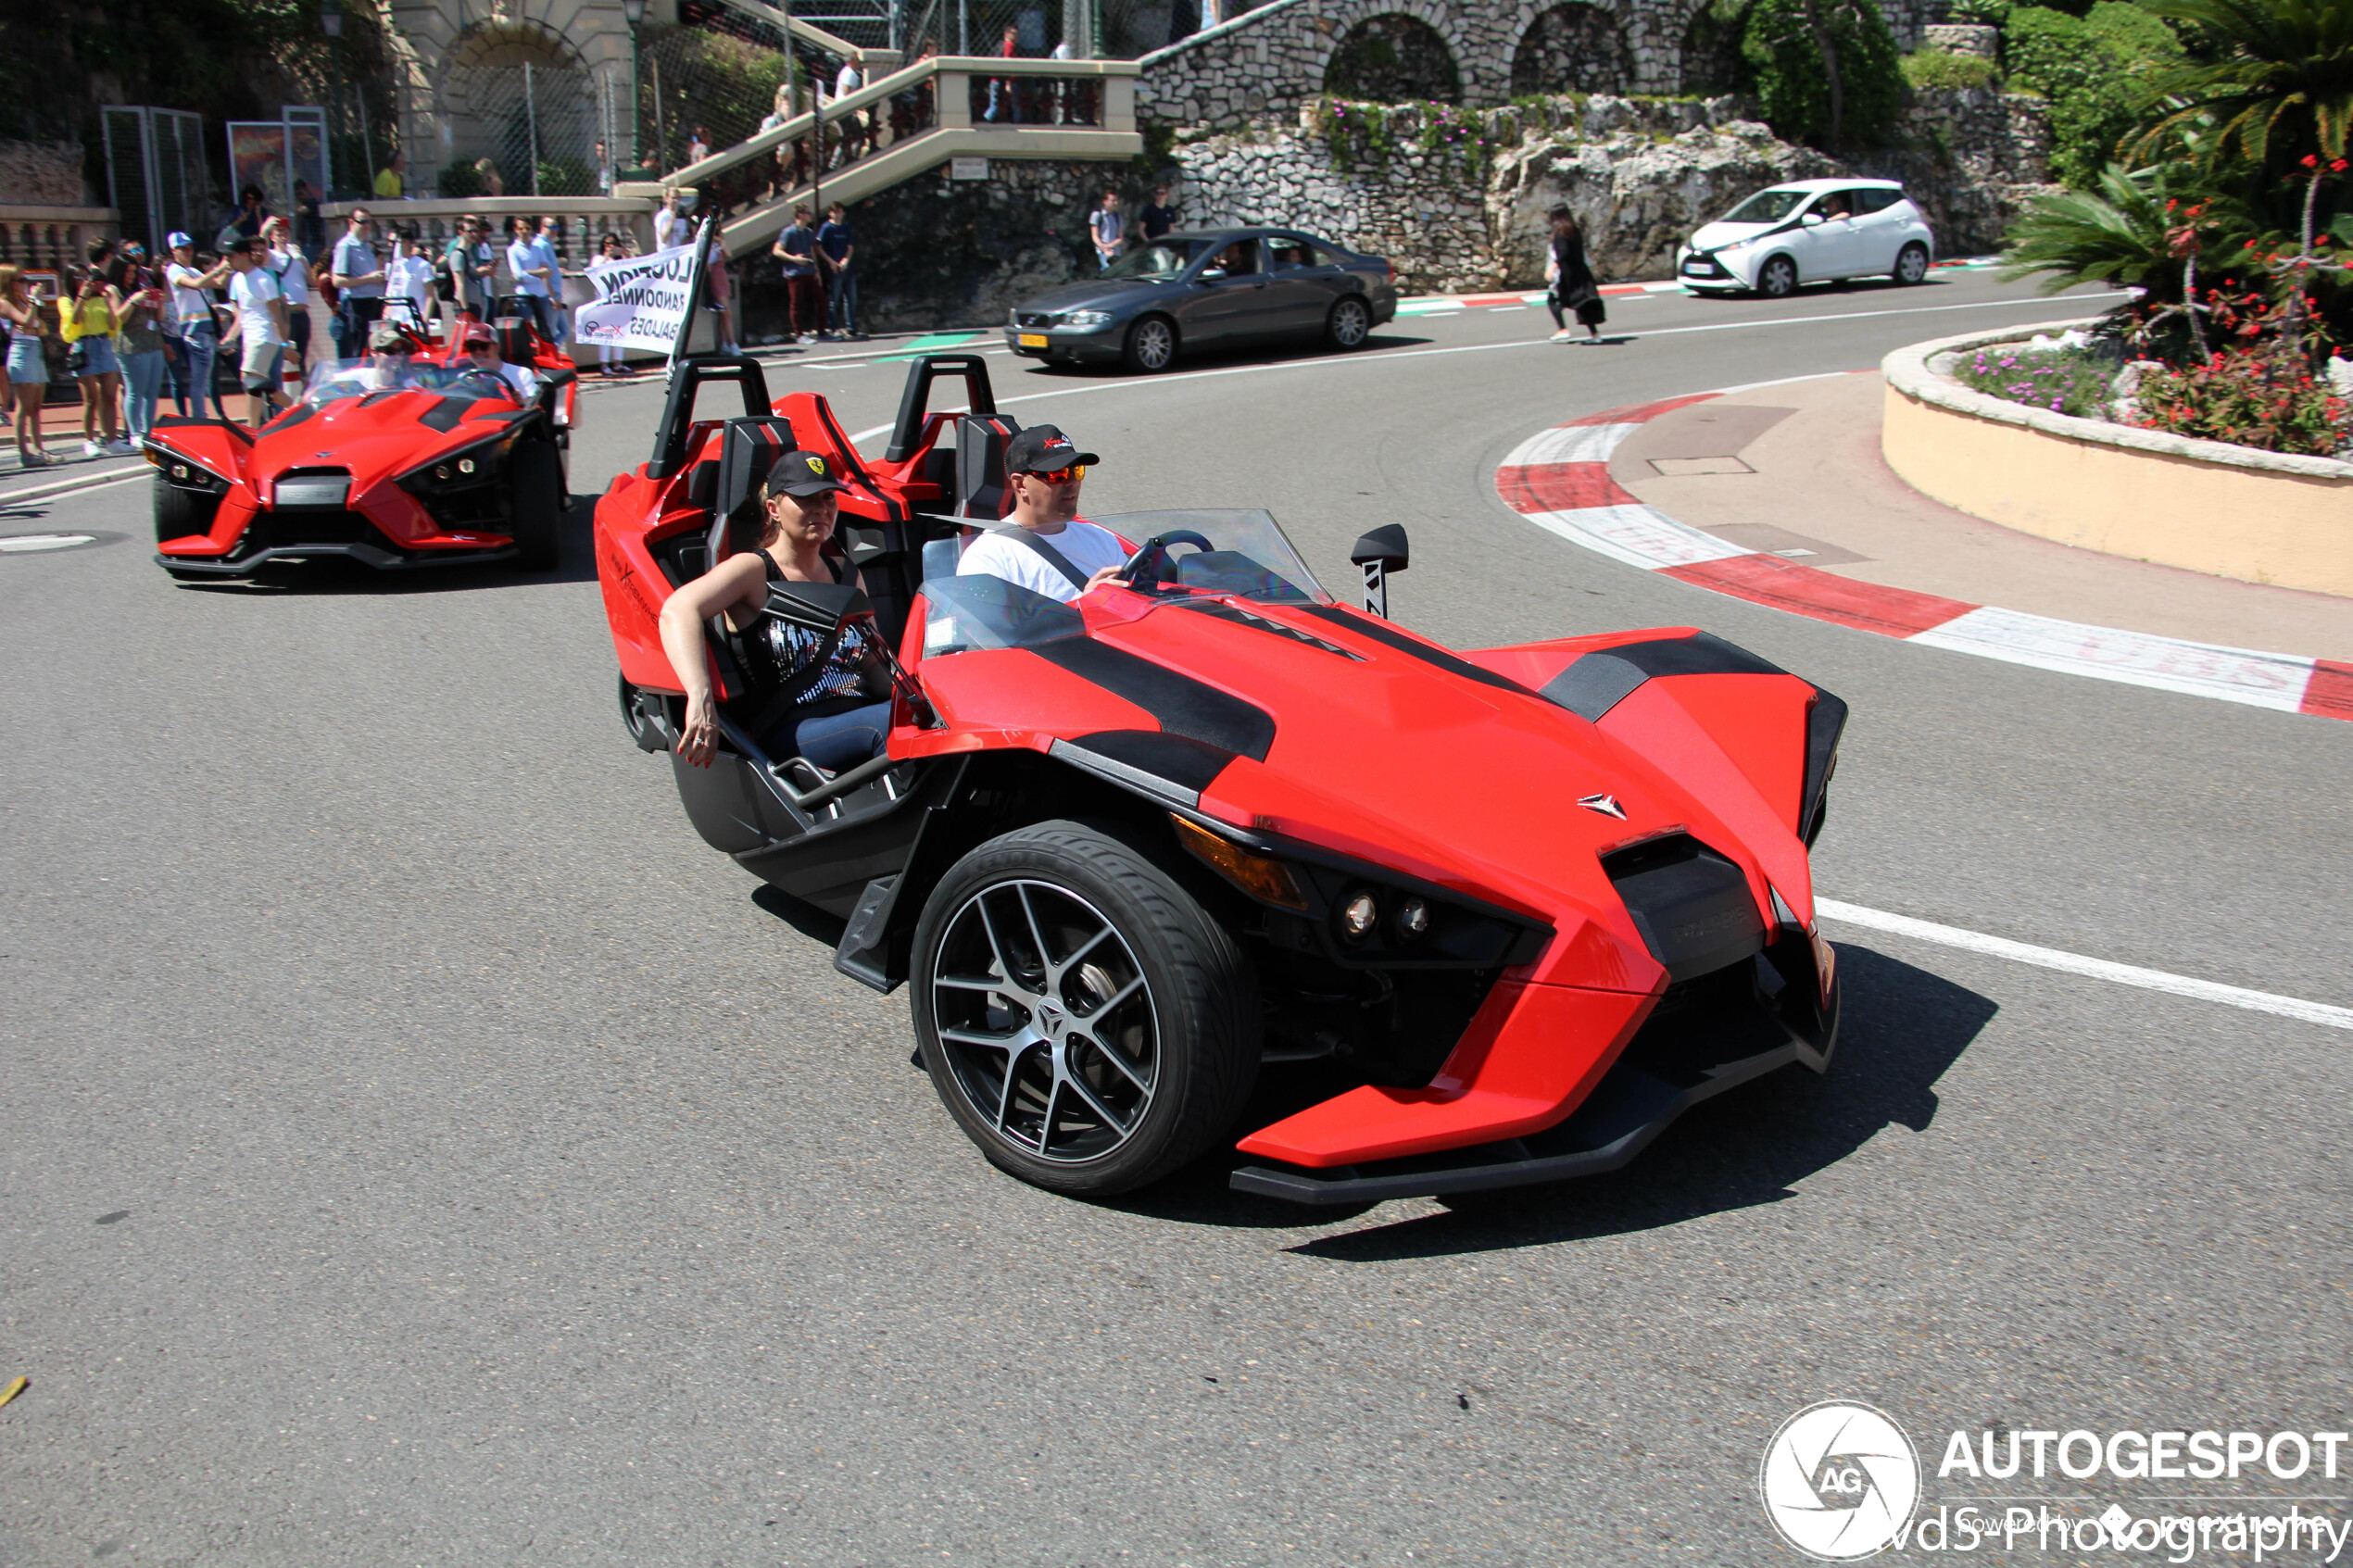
[1720,188,1814,223]
[1101,241,1210,281]
[920,508,1332,659]
[296,357,522,409]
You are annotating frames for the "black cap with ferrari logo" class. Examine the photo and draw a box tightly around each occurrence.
[766,450,852,498]
[1004,424,1099,474]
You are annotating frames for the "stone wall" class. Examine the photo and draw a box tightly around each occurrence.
[1136,0,1691,133]
[0,141,90,207]
[1165,88,2049,293]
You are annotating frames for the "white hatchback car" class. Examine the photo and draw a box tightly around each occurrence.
[1677,178,1936,297]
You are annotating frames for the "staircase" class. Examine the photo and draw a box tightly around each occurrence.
[623,54,1142,253]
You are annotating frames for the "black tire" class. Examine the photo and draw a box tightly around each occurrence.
[912,820,1260,1197]
[152,473,218,546]
[508,437,562,571]
[1755,255,1798,299]
[1894,242,1931,285]
[1122,316,1177,374]
[1326,295,1372,350]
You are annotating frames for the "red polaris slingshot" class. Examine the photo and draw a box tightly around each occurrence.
[147,302,579,581]
[595,354,1847,1204]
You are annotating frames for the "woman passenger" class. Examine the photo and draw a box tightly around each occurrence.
[659,452,893,774]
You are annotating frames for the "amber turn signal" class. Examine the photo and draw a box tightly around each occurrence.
[1170,814,1309,910]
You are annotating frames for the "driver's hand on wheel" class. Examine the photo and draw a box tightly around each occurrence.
[678,691,720,768]
[1084,565,1126,591]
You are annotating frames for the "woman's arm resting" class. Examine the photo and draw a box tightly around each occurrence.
[655,551,766,767]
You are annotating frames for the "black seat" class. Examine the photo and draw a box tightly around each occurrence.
[495,317,535,368]
[705,416,798,565]
[954,414,1019,521]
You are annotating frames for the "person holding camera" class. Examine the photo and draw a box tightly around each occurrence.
[59,252,126,456]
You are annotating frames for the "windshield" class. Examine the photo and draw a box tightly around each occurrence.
[1101,241,1210,282]
[1100,509,1331,605]
[1720,188,1813,224]
[921,508,1332,659]
[296,357,525,410]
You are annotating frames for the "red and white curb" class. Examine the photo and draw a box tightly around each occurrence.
[1494,392,2353,721]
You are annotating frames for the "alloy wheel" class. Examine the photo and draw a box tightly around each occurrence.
[928,878,1159,1163]
[1328,297,1370,348]
[1126,318,1176,373]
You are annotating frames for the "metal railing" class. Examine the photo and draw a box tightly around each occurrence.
[637,55,1139,248]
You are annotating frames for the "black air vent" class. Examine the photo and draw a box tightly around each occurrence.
[1601,833,1767,983]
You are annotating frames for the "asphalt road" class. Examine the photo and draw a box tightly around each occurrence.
[3,270,2347,1567]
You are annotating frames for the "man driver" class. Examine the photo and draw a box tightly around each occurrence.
[460,322,538,402]
[360,321,427,390]
[954,424,1128,602]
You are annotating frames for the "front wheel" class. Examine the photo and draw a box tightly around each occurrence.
[1755,255,1798,299]
[1894,242,1931,285]
[912,821,1259,1196]
[1122,316,1177,374]
[508,438,562,571]
[1326,295,1371,350]
[153,473,218,545]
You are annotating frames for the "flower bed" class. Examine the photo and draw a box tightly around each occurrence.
[1881,320,2353,597]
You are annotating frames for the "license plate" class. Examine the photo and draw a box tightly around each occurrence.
[1017,332,1048,348]
[1683,262,1709,275]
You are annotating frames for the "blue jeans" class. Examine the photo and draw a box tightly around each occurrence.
[181,322,222,421]
[124,348,165,440]
[826,268,858,333]
[772,698,890,771]
[510,294,552,339]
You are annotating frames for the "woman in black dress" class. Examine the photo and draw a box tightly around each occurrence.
[1544,207,1607,343]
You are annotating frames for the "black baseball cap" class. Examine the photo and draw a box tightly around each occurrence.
[1005,424,1099,474]
[767,450,851,498]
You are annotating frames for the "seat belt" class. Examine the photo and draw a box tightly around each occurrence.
[988,523,1092,593]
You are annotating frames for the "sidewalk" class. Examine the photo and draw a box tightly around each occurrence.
[1610,371,2349,662]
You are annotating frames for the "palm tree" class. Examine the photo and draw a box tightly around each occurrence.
[2134,0,2353,166]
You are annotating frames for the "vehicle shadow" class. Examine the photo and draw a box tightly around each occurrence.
[1115,943,1995,1247]
[1012,332,1435,381]
[166,494,599,596]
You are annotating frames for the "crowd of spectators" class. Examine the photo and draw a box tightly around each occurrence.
[0,176,677,468]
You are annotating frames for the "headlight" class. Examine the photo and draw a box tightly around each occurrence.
[1059,309,1114,330]
[396,432,515,495]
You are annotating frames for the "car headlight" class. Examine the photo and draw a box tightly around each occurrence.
[396,432,516,495]
[1059,309,1114,330]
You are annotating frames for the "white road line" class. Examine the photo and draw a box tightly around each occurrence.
[845,291,2131,445]
[1816,897,2353,1031]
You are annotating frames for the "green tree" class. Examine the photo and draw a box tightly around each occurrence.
[2135,0,2353,167]
[2007,3,2184,187]
[1741,0,1904,148]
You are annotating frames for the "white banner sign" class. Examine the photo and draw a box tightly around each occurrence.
[574,237,702,354]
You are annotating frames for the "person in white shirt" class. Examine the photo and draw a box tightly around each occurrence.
[955,424,1130,602]
[386,232,437,337]
[224,238,292,428]
[459,322,538,404]
[833,59,865,162]
[259,216,315,376]
[162,232,232,420]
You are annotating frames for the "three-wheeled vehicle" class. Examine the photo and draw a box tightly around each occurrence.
[595,354,1848,1204]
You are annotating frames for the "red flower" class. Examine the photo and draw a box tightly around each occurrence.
[2302,155,2319,168]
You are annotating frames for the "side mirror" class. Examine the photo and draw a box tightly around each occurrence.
[764,579,873,632]
[1802,212,1824,226]
[1349,524,1409,619]
[1198,267,1227,282]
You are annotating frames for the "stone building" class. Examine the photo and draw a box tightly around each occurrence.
[378,0,673,196]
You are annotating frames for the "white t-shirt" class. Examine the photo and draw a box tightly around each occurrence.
[836,63,862,97]
[268,245,309,306]
[165,262,214,327]
[956,520,1131,604]
[228,267,282,344]
[387,254,435,315]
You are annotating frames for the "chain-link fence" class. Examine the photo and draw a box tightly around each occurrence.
[439,63,625,199]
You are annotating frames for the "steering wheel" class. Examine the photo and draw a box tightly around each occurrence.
[451,367,514,400]
[1118,530,1216,589]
